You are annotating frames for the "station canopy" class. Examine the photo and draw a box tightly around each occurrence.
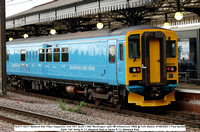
[6,0,200,39]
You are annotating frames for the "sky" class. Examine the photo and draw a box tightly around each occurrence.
[6,0,53,17]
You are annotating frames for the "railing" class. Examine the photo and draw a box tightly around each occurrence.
[179,70,200,84]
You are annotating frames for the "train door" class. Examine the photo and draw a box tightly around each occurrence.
[107,40,118,85]
[20,49,26,73]
[26,50,31,73]
[142,32,166,85]
[149,39,160,83]
[45,46,53,75]
[117,41,125,84]
[38,48,45,74]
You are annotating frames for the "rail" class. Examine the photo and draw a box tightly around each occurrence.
[0,115,33,125]
[0,104,85,125]
[7,88,200,128]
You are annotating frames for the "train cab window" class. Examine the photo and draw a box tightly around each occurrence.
[119,44,123,61]
[166,41,176,58]
[128,34,140,59]
[46,48,52,62]
[21,49,26,61]
[62,48,69,62]
[39,49,45,62]
[109,45,115,63]
[54,48,60,62]
[6,50,9,61]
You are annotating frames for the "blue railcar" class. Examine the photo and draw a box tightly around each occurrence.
[7,25,178,107]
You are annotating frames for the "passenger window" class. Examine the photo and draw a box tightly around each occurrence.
[62,48,69,62]
[33,51,34,60]
[29,52,31,60]
[109,45,115,63]
[119,44,123,61]
[6,50,9,61]
[36,51,38,60]
[21,49,25,61]
[27,52,29,60]
[128,34,140,59]
[39,49,45,62]
[46,48,52,62]
[54,48,60,62]
[166,41,176,58]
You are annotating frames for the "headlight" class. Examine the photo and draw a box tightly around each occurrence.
[166,66,176,72]
[171,67,174,71]
[129,67,141,73]
[132,68,136,72]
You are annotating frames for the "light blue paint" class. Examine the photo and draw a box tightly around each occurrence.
[7,35,126,85]
[126,84,178,93]
[126,85,145,93]
[6,34,178,93]
[161,84,178,91]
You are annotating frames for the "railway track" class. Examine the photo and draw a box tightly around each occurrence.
[7,88,200,128]
[0,114,33,125]
[0,104,85,125]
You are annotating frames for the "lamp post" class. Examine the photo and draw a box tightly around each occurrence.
[163,14,170,29]
[174,12,183,20]
[0,0,7,96]
[96,22,104,30]
[9,38,13,41]
[23,34,29,38]
[96,14,104,30]
[174,0,183,20]
[50,29,56,35]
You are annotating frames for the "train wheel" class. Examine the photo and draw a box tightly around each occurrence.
[115,102,123,109]
[18,82,26,92]
[14,85,18,91]
[61,87,68,97]
[115,96,123,109]
[88,91,93,100]
[94,98,101,106]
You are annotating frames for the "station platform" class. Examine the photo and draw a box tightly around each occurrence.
[175,83,200,101]
[176,83,200,94]
[175,83,200,114]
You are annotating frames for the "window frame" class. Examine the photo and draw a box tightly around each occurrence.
[20,49,26,61]
[61,47,69,62]
[109,45,115,63]
[39,49,45,62]
[53,48,60,62]
[33,51,35,60]
[119,44,124,61]
[46,48,52,62]
[6,50,9,61]
[128,34,140,59]
[166,40,176,58]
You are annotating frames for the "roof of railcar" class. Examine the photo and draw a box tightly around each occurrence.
[7,25,166,45]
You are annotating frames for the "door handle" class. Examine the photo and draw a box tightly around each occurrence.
[118,67,121,72]
[157,60,160,62]
[142,64,147,69]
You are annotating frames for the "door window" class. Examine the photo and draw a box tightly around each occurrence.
[109,45,115,63]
